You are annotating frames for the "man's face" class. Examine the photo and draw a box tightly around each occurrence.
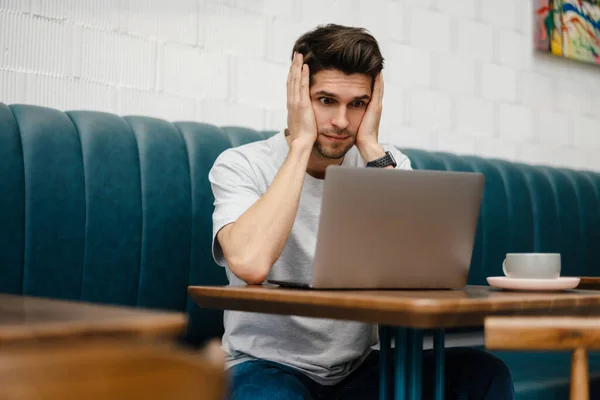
[309,69,372,159]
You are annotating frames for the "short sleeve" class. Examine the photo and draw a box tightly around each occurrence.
[208,150,262,267]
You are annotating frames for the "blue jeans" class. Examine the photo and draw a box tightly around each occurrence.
[227,347,514,400]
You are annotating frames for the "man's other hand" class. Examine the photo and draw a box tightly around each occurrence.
[356,73,386,163]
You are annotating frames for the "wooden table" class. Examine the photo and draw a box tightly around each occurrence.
[0,337,226,400]
[189,284,600,400]
[576,277,600,290]
[0,294,187,344]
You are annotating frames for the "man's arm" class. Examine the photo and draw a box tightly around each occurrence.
[355,72,412,170]
[355,72,394,168]
[216,142,310,284]
[215,52,317,285]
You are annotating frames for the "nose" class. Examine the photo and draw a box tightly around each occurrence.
[331,107,349,131]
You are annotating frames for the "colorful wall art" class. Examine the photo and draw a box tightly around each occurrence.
[534,0,600,65]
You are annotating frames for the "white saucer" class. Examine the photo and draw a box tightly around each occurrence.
[486,276,581,292]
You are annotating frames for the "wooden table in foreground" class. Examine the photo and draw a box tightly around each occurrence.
[0,294,187,344]
[0,338,226,400]
[189,284,600,400]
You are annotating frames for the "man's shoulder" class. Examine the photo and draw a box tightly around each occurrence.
[215,137,269,162]
[210,132,285,178]
[219,133,283,161]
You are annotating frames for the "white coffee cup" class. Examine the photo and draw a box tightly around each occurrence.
[502,253,561,279]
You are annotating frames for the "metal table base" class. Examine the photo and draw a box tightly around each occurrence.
[379,327,445,400]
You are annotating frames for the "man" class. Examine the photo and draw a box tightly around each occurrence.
[209,24,514,400]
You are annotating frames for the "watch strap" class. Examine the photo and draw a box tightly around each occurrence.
[366,151,397,168]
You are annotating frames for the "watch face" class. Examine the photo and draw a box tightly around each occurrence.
[387,151,397,167]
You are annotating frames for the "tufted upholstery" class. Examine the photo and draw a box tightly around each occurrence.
[1,102,600,398]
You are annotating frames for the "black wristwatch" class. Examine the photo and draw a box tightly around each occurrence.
[366,151,397,168]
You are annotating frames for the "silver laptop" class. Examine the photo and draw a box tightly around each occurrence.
[268,166,485,290]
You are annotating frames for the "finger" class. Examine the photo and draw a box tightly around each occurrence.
[370,73,383,108]
[379,72,384,103]
[287,53,299,107]
[287,51,297,87]
[292,53,303,103]
[300,63,310,104]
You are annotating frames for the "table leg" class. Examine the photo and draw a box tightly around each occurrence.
[390,328,444,400]
[407,329,424,400]
[434,329,445,400]
[394,328,407,400]
[379,326,392,400]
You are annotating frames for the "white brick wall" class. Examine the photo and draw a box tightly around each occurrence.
[456,20,494,61]
[497,103,534,143]
[409,9,451,54]
[406,88,452,134]
[435,54,477,96]
[1,0,600,171]
[482,64,518,102]
[386,43,431,88]
[455,96,494,137]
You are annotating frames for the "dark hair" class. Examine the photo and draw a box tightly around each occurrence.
[291,24,384,82]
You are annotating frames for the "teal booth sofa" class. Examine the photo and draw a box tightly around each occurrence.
[1,102,599,398]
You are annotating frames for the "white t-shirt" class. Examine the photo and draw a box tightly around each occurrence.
[208,130,412,385]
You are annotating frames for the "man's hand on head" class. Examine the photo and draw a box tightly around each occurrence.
[355,72,387,164]
[286,52,318,152]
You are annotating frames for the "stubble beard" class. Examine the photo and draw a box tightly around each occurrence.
[314,129,356,160]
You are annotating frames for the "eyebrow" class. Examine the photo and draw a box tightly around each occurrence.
[314,91,370,101]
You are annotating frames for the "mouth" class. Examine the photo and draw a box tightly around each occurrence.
[322,134,350,142]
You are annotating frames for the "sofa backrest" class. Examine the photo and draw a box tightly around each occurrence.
[1,103,600,345]
[403,149,600,286]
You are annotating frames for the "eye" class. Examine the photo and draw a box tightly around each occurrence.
[319,97,336,105]
[350,100,365,108]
